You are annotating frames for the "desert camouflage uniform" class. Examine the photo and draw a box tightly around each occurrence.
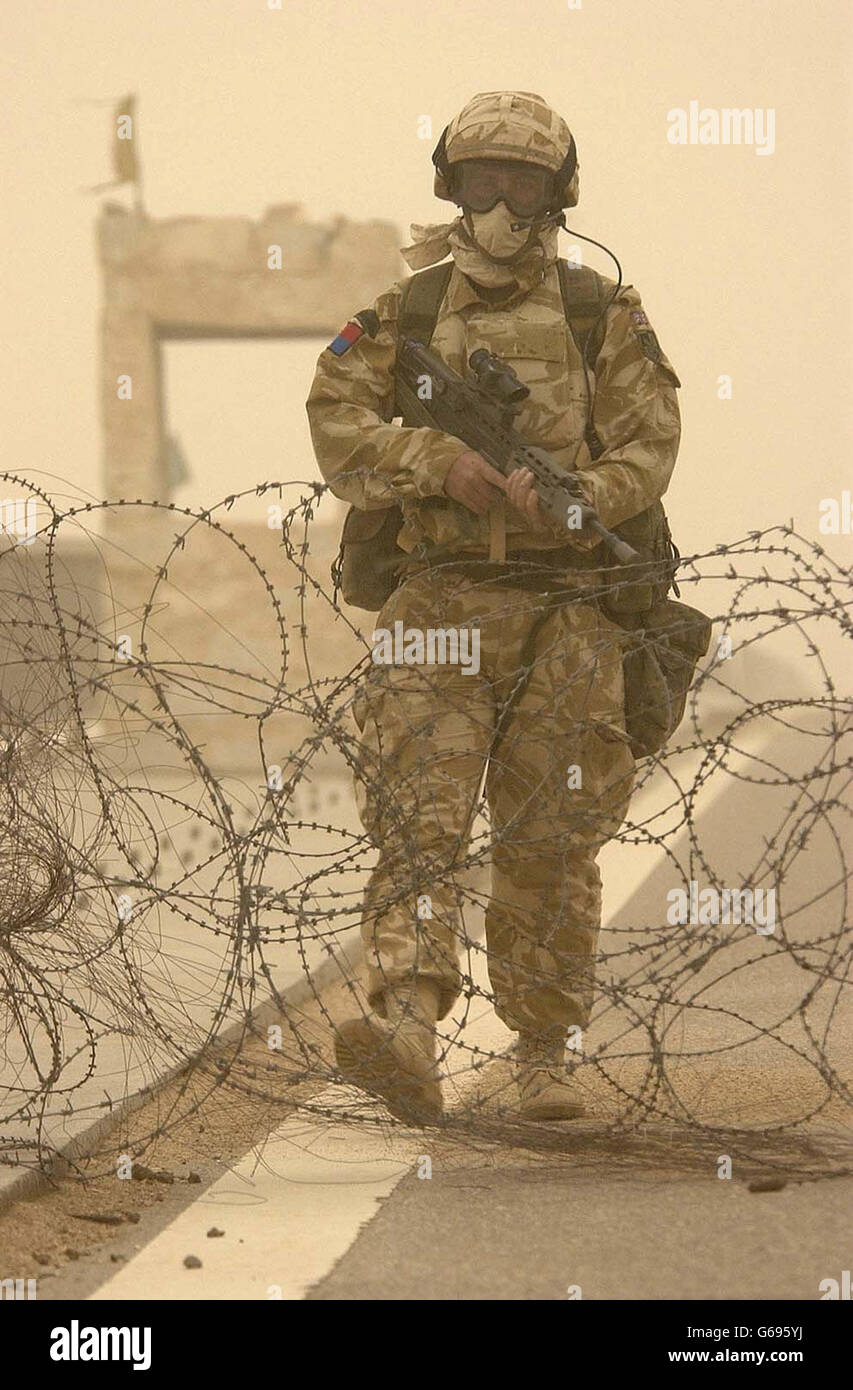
[306,260,681,1035]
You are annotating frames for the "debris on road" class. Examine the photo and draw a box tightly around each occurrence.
[72,1212,126,1225]
[132,1164,175,1184]
[747,1176,788,1193]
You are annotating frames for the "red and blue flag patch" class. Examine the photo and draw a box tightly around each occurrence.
[327,321,364,356]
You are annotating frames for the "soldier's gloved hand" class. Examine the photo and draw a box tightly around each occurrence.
[444,450,508,516]
[506,467,595,539]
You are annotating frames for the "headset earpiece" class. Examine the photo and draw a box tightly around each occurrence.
[553,134,577,207]
[431,126,454,198]
[558,134,577,186]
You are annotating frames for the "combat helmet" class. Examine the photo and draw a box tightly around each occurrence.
[432,91,579,210]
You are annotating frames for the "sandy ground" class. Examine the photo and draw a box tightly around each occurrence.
[0,970,349,1288]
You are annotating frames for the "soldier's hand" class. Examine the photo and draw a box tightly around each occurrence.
[506,467,546,525]
[507,467,595,539]
[444,450,508,516]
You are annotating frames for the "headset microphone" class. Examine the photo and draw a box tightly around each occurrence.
[509,211,567,233]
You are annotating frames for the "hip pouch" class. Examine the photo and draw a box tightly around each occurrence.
[620,599,713,758]
[332,504,404,611]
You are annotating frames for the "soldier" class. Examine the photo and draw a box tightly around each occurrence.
[306,91,681,1123]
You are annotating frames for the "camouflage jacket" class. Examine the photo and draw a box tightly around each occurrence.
[306,261,681,558]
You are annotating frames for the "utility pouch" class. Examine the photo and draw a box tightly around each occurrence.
[620,599,713,758]
[332,504,405,611]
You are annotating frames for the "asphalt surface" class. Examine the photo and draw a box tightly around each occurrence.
[307,1163,853,1301]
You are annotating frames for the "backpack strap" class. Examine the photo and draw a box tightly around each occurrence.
[397,261,454,347]
[394,261,454,427]
[556,259,611,461]
[556,260,610,363]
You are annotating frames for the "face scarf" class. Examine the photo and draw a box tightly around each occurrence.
[401,203,560,290]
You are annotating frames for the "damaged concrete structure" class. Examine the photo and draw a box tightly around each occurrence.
[90,202,402,772]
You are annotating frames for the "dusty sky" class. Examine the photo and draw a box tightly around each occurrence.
[2,0,851,554]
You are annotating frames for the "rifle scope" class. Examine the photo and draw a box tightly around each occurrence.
[468,349,530,409]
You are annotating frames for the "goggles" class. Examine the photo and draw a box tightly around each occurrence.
[451,158,557,218]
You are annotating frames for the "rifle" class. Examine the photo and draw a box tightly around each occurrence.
[396,339,640,566]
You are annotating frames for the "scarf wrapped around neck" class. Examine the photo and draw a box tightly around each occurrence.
[400,215,560,291]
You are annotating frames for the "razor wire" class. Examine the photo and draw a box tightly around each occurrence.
[0,474,851,1181]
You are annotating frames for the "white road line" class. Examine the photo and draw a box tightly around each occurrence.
[90,1089,421,1301]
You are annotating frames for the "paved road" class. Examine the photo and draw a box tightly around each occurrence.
[33,1097,849,1302]
[307,1161,852,1301]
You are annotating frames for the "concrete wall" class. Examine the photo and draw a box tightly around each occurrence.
[85,202,401,770]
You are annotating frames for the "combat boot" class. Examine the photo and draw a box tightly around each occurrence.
[334,979,443,1124]
[515,1032,585,1121]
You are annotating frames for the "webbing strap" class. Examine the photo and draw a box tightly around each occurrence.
[556,259,610,460]
[397,261,454,347]
[555,260,609,362]
[398,258,608,357]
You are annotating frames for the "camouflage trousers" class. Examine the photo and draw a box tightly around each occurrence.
[351,567,635,1036]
